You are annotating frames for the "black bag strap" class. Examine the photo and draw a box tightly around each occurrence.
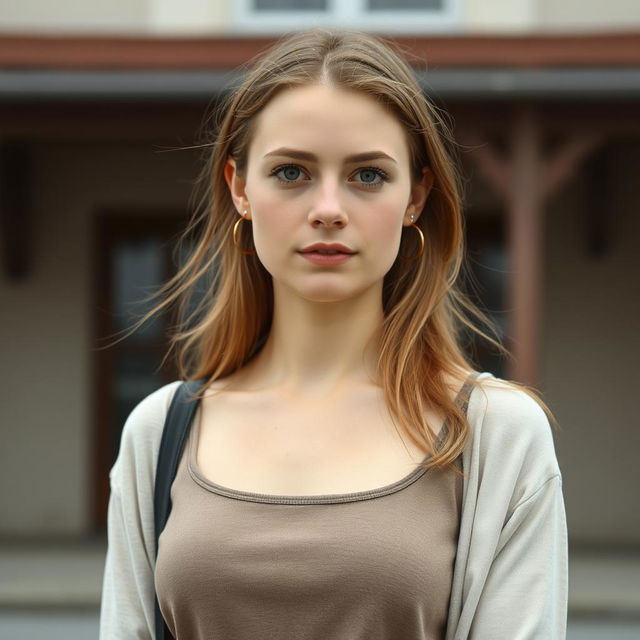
[153,379,206,640]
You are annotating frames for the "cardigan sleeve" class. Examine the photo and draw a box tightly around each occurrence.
[99,483,156,640]
[446,375,568,640]
[469,474,568,639]
[99,381,181,640]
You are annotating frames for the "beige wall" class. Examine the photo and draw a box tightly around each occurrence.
[147,0,231,35]
[0,0,148,34]
[0,0,230,34]
[543,140,640,547]
[465,0,640,31]
[0,142,196,536]
[2,0,639,35]
[465,0,537,32]
[537,0,640,30]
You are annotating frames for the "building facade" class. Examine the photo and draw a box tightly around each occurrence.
[1,1,639,557]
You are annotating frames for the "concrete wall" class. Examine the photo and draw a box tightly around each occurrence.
[465,0,537,32]
[147,0,231,35]
[536,0,640,31]
[0,0,148,34]
[465,0,640,31]
[0,0,231,34]
[543,140,640,547]
[0,142,196,536]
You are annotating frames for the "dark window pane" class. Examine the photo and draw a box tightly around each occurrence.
[111,350,166,462]
[96,213,187,530]
[462,214,508,379]
[254,0,327,11]
[175,239,218,330]
[368,0,443,9]
[111,237,164,340]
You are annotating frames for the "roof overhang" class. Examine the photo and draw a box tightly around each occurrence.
[1,67,640,101]
[1,32,639,102]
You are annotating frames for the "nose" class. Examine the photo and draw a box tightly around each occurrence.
[308,177,348,228]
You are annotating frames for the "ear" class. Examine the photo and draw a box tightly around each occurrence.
[404,167,434,225]
[224,156,250,218]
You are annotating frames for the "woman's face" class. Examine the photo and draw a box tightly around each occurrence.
[225,83,432,303]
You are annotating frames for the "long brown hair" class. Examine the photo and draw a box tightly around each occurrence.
[122,28,557,472]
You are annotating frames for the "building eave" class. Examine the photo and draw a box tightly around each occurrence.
[0,32,639,70]
[1,32,640,102]
[0,67,639,102]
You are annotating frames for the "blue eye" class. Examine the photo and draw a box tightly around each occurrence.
[273,165,305,183]
[269,164,389,189]
[355,168,387,187]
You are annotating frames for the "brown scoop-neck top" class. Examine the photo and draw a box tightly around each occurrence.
[155,375,476,639]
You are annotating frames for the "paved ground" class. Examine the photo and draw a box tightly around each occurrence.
[567,619,640,639]
[0,611,98,640]
[0,610,639,639]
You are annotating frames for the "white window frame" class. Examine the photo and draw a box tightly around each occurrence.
[232,0,462,35]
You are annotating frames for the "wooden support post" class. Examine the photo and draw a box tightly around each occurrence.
[508,105,542,385]
[460,110,605,386]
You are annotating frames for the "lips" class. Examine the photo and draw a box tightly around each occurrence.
[298,242,356,254]
[299,251,354,266]
[303,250,347,255]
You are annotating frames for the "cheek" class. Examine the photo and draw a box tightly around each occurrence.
[368,201,405,253]
[378,225,404,269]
[250,206,295,262]
[245,182,292,249]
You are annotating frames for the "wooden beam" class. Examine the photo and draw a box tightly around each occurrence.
[507,105,543,386]
[463,108,611,385]
[457,130,512,200]
[540,133,605,202]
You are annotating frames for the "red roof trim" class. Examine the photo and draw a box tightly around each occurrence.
[0,32,639,70]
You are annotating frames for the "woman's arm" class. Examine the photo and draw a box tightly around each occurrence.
[99,482,156,640]
[99,381,181,640]
[448,376,568,640]
[469,474,568,638]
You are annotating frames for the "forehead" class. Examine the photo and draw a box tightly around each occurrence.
[248,83,410,164]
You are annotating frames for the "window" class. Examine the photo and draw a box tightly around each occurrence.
[461,208,509,379]
[93,211,189,528]
[233,0,461,34]
[368,0,443,9]
[254,0,328,9]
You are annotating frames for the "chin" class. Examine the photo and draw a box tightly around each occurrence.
[283,277,381,304]
[297,287,356,303]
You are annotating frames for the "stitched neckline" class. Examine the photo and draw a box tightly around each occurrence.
[187,372,480,505]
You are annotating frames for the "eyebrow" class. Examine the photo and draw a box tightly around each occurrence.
[263,147,397,164]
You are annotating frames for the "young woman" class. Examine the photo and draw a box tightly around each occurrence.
[100,28,567,639]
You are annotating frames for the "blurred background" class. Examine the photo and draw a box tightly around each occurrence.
[0,1,639,638]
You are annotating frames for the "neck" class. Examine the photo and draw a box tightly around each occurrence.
[242,281,385,398]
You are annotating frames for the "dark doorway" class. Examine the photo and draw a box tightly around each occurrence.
[92,210,188,529]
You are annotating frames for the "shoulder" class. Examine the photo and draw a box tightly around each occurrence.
[120,380,183,443]
[471,374,553,439]
[109,380,183,491]
[465,373,561,503]
[468,372,556,451]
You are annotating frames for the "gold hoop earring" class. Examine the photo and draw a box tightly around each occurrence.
[232,210,257,255]
[398,222,425,261]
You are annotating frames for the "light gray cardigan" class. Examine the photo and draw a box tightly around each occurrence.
[99,372,568,639]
